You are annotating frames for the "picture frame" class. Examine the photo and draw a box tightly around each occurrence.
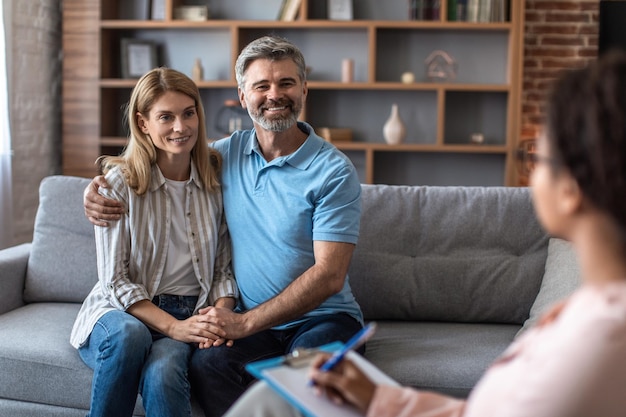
[121,39,158,79]
[328,0,353,20]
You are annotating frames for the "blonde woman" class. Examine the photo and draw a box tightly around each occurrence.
[70,67,238,417]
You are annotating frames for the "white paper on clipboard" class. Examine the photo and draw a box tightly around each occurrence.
[249,349,399,417]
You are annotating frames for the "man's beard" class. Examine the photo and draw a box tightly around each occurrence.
[247,100,301,132]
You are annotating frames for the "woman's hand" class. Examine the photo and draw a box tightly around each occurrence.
[170,313,228,347]
[308,352,377,414]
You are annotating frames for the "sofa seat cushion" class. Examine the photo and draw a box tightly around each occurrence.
[364,321,520,398]
[0,303,146,415]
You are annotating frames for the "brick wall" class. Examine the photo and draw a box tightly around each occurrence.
[522,0,600,141]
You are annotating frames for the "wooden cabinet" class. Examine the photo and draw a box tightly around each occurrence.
[62,0,524,185]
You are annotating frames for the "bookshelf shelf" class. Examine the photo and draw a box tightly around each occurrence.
[62,0,524,185]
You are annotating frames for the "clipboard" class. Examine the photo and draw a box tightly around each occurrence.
[245,342,399,417]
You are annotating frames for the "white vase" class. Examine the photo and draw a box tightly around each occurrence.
[383,103,406,145]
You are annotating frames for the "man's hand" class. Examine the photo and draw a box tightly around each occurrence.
[84,175,124,226]
[170,314,229,347]
[198,306,252,346]
[197,297,238,349]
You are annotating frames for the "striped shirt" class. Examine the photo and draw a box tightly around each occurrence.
[70,162,238,348]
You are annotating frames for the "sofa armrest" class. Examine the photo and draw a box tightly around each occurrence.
[0,243,31,315]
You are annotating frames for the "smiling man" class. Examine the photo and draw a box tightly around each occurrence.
[188,35,364,417]
[83,35,364,417]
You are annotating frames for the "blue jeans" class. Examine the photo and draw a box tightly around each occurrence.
[189,313,362,417]
[79,295,197,417]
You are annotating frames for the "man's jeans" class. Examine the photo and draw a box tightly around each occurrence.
[79,295,197,417]
[189,313,363,417]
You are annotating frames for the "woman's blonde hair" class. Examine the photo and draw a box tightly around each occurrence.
[98,67,221,195]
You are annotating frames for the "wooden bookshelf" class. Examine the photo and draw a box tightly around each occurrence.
[62,0,525,186]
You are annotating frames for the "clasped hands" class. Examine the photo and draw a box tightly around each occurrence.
[192,306,248,349]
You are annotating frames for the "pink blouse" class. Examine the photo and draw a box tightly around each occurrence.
[367,282,626,417]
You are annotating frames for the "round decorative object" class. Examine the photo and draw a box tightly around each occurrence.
[470,133,485,144]
[383,103,406,145]
[401,72,415,84]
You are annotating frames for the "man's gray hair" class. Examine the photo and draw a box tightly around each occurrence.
[235,35,307,88]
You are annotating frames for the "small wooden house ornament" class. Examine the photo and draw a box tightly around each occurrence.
[425,50,457,82]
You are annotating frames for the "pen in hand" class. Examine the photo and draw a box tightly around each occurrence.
[308,322,377,386]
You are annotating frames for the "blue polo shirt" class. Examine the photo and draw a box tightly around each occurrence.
[212,122,363,329]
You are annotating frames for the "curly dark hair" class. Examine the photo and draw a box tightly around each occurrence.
[545,50,626,239]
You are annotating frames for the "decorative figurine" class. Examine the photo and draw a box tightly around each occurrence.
[341,58,354,83]
[192,58,204,82]
[425,50,457,82]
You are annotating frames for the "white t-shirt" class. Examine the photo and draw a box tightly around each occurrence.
[157,178,200,296]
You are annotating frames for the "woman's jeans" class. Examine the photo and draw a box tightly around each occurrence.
[78,295,197,417]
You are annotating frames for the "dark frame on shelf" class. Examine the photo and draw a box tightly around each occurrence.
[120,38,157,79]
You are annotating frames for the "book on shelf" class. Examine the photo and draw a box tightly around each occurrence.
[454,0,506,22]
[150,0,166,20]
[478,0,491,22]
[277,0,287,20]
[426,0,441,20]
[467,0,479,22]
[278,0,302,21]
[447,0,467,21]
[410,0,441,21]
[491,0,508,22]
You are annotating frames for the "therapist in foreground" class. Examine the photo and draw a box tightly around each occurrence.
[224,50,626,417]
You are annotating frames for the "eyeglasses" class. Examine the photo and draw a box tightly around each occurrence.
[516,140,555,177]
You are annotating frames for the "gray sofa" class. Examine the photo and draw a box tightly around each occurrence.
[0,175,581,416]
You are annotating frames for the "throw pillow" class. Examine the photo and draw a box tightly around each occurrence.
[518,238,581,335]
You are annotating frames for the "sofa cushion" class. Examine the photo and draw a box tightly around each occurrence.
[518,238,581,334]
[349,185,549,324]
[23,176,97,303]
[0,303,146,415]
[364,321,519,398]
[0,303,94,410]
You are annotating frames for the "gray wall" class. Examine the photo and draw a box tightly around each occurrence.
[5,0,62,246]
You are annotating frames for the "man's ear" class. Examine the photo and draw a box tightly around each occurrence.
[238,87,247,109]
[136,112,149,134]
[557,174,583,216]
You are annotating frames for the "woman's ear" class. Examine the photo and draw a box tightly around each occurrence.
[557,174,583,216]
[136,112,149,134]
